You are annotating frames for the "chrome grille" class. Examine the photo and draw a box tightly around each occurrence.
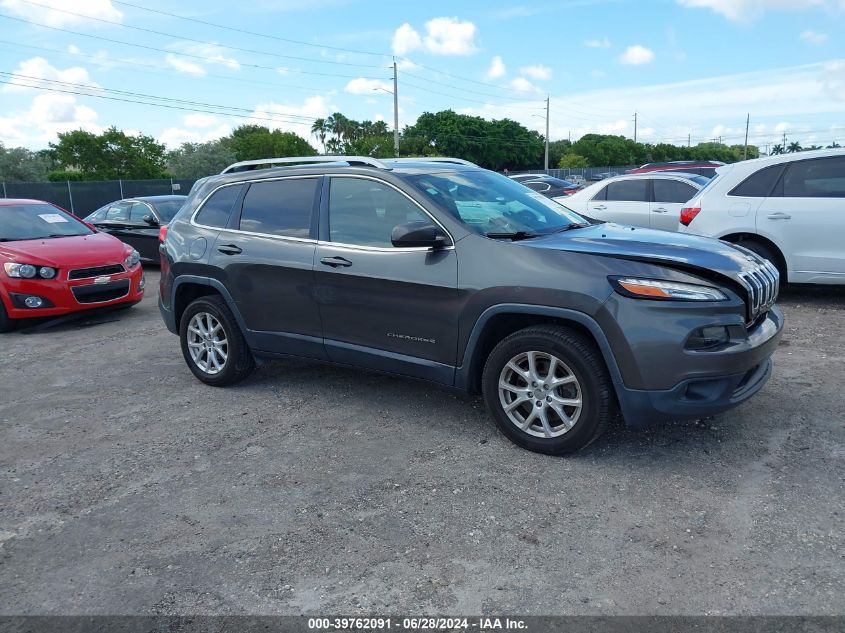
[738,260,779,323]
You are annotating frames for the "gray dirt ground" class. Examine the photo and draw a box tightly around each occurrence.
[1,270,843,615]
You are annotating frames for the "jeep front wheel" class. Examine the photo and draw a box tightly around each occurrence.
[482,325,615,455]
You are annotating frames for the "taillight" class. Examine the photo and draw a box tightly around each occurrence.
[680,206,701,226]
[159,224,168,242]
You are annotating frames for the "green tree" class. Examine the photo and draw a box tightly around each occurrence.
[787,141,802,153]
[0,143,53,181]
[827,141,841,149]
[48,126,168,180]
[167,139,236,179]
[310,118,328,154]
[228,125,317,161]
[558,154,589,168]
[771,144,785,155]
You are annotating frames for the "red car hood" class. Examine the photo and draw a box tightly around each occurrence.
[0,232,131,268]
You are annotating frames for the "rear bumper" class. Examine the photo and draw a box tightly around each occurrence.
[617,306,783,428]
[159,296,178,334]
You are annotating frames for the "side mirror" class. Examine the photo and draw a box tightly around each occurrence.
[391,221,448,249]
[142,215,159,226]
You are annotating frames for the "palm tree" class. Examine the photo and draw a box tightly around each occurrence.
[770,144,785,155]
[827,141,841,149]
[787,141,802,153]
[310,118,327,154]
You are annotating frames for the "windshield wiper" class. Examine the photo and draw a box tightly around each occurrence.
[548,222,592,234]
[485,231,540,241]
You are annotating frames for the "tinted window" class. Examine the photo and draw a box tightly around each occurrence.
[605,180,648,202]
[592,186,608,201]
[329,177,432,247]
[152,199,186,222]
[128,202,152,222]
[195,185,243,228]
[729,164,784,197]
[525,181,551,192]
[239,179,317,237]
[782,157,845,198]
[85,206,108,222]
[653,179,697,203]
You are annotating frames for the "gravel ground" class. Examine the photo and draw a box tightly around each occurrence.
[1,270,843,616]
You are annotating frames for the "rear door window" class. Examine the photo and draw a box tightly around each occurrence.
[653,179,697,203]
[128,202,152,223]
[195,184,243,228]
[781,156,845,198]
[105,202,131,221]
[729,164,785,197]
[605,180,648,202]
[238,178,318,237]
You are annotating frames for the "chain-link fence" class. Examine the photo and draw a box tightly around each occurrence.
[1,178,197,217]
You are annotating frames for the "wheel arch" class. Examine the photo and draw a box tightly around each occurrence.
[456,304,626,400]
[172,276,245,332]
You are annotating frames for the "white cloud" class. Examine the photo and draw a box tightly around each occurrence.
[2,57,99,93]
[392,17,479,56]
[0,0,121,27]
[509,77,540,93]
[392,23,422,55]
[423,17,478,55]
[158,123,232,149]
[586,38,611,48]
[396,58,420,71]
[676,0,828,22]
[520,64,552,80]
[619,45,655,65]
[800,29,829,44]
[0,93,101,147]
[183,113,218,128]
[344,77,392,95]
[486,56,506,79]
[165,42,240,77]
[165,55,206,77]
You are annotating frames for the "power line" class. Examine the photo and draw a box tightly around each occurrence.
[111,0,388,58]
[13,0,384,69]
[0,13,389,80]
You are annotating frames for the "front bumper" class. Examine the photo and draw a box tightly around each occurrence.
[1,265,145,319]
[615,305,784,428]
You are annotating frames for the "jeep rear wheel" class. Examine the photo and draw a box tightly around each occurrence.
[482,325,615,454]
[180,295,255,386]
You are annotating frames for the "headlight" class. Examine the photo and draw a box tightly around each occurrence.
[611,277,728,301]
[4,263,56,279]
[124,250,141,268]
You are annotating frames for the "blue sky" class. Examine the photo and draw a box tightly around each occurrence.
[0,0,843,151]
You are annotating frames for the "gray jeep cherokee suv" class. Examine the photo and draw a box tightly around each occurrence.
[159,156,783,454]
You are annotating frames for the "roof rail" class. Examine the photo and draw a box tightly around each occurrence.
[391,157,479,167]
[221,155,389,174]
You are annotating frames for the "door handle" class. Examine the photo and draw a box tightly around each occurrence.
[320,256,352,268]
[766,212,791,220]
[217,244,242,255]
[593,204,607,210]
[652,207,668,213]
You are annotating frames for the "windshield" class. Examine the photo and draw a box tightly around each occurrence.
[152,199,186,223]
[0,204,93,242]
[405,170,588,237]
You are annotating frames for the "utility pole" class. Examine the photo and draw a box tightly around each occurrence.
[743,113,750,160]
[392,58,399,157]
[633,111,637,144]
[782,131,787,149]
[688,133,691,148]
[544,95,550,170]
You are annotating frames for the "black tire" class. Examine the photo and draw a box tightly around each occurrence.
[0,299,15,333]
[179,294,255,386]
[482,325,615,455]
[737,239,787,282]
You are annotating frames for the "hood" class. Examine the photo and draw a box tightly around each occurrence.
[525,222,759,276]
[0,232,131,268]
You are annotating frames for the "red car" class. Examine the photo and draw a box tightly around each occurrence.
[625,160,725,178]
[0,199,145,332]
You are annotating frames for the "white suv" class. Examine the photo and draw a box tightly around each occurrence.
[680,149,845,284]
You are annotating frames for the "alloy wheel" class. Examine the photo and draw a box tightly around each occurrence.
[186,312,228,375]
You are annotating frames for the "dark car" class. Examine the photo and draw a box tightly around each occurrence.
[85,195,187,262]
[509,174,582,197]
[158,156,782,455]
[626,161,725,178]
[588,171,619,181]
